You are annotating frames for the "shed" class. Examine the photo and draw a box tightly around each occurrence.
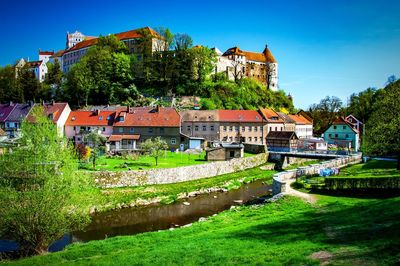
[206,143,244,161]
[266,131,298,152]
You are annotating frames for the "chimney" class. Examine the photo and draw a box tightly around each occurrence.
[9,101,13,106]
[52,100,55,105]
[127,105,131,113]
[156,105,160,113]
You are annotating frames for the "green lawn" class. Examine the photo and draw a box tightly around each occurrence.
[80,151,257,171]
[9,195,400,265]
[337,159,400,178]
[70,165,275,214]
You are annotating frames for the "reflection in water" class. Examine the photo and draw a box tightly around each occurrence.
[1,179,271,253]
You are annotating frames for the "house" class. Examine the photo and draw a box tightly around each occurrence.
[298,138,327,152]
[276,112,296,131]
[62,27,164,72]
[15,58,48,82]
[4,103,34,138]
[288,114,313,139]
[323,117,360,151]
[64,110,115,145]
[345,115,363,132]
[215,45,278,91]
[110,106,181,151]
[42,102,71,136]
[206,143,244,161]
[179,110,220,142]
[266,131,298,152]
[259,108,285,137]
[0,103,17,130]
[218,110,266,144]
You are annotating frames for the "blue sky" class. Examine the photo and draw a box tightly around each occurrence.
[1,0,399,109]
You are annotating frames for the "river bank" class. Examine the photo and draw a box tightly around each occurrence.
[8,194,400,265]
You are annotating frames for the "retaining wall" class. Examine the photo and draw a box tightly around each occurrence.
[94,153,268,188]
[272,154,363,195]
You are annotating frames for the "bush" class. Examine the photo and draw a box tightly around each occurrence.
[324,177,400,190]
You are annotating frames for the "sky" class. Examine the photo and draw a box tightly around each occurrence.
[1,0,399,109]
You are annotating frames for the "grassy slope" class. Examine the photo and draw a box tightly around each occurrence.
[71,166,275,213]
[337,159,399,178]
[9,195,400,265]
[80,151,256,171]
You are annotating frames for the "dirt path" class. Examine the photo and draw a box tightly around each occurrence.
[284,178,317,204]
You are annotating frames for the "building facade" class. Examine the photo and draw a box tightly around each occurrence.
[4,103,34,138]
[110,106,181,151]
[323,117,360,151]
[180,110,220,142]
[215,45,278,91]
[62,27,164,72]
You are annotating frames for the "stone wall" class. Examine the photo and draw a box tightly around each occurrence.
[272,154,362,195]
[243,143,266,154]
[94,153,268,188]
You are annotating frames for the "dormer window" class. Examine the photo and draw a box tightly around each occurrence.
[71,116,76,121]
[119,116,124,122]
[99,116,103,120]
[107,115,111,120]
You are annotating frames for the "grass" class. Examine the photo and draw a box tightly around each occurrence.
[70,165,276,213]
[79,151,208,171]
[337,159,400,178]
[283,159,321,170]
[8,195,400,265]
[79,151,257,171]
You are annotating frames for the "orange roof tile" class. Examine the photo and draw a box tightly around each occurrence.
[108,134,140,141]
[39,51,54,56]
[43,103,68,123]
[65,110,115,126]
[218,110,264,123]
[259,108,284,123]
[113,107,180,127]
[288,114,312,125]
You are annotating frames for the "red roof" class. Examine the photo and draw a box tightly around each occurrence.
[50,50,65,58]
[39,51,54,56]
[218,110,264,123]
[259,108,284,123]
[222,46,277,63]
[113,107,180,127]
[43,103,69,123]
[288,114,312,125]
[108,134,140,141]
[65,110,115,126]
[64,27,160,53]
[332,117,359,133]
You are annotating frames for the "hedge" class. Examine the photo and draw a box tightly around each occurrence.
[323,177,400,190]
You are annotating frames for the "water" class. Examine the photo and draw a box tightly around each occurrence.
[1,179,271,253]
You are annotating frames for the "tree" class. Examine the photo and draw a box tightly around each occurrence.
[0,106,89,256]
[85,132,106,170]
[345,87,377,124]
[140,137,168,166]
[363,80,400,169]
[0,65,23,103]
[44,59,63,100]
[308,96,344,136]
[17,65,43,102]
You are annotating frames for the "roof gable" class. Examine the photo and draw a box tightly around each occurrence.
[65,110,115,126]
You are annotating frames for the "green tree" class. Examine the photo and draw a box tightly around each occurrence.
[0,106,89,256]
[363,79,400,169]
[345,87,377,124]
[308,96,344,135]
[85,132,106,170]
[140,137,168,166]
[44,59,63,100]
[0,65,23,102]
[17,65,43,102]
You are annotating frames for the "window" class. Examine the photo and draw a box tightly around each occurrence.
[343,126,346,129]
[118,128,123,133]
[248,137,252,142]
[148,128,153,133]
[187,125,191,131]
[160,128,165,134]
[202,125,207,131]
[130,127,135,133]
[329,133,332,137]
[248,126,252,131]
[242,126,245,132]
[345,134,349,138]
[254,126,258,132]
[210,125,214,131]
[195,125,199,131]
[107,116,111,120]
[229,126,233,132]
[119,116,124,122]
[223,126,227,131]
[229,136,233,141]
[255,137,258,142]
[333,126,337,129]
[275,127,277,131]
[235,126,239,132]
[269,127,272,131]
[73,126,76,131]
[102,127,106,132]
[335,134,338,138]
[171,138,176,144]
[99,116,103,120]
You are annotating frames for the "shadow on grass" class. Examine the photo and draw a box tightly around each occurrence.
[230,197,400,264]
